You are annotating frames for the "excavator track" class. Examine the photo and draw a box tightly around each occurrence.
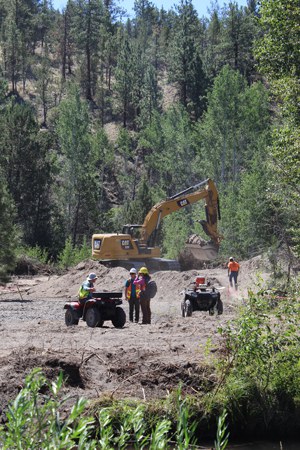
[99,258,181,272]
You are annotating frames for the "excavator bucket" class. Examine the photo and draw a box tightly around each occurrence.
[180,234,219,262]
[182,243,219,261]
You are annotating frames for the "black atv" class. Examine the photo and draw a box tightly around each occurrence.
[181,283,223,317]
[64,291,126,328]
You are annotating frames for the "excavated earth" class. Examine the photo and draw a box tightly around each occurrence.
[0,256,273,422]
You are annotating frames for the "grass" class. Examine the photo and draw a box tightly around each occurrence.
[0,369,229,449]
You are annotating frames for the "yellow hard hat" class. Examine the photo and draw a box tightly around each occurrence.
[139,266,149,275]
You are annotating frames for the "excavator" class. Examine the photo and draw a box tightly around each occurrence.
[92,178,222,271]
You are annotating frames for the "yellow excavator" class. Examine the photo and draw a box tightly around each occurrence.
[92,178,222,270]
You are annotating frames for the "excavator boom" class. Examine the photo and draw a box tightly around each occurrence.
[140,178,221,248]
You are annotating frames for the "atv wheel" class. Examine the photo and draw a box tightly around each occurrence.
[184,300,192,317]
[86,307,101,328]
[217,299,223,315]
[65,309,79,326]
[209,307,215,316]
[111,307,126,328]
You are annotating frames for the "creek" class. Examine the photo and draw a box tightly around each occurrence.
[226,440,299,450]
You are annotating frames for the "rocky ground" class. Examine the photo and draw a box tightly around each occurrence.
[0,256,273,422]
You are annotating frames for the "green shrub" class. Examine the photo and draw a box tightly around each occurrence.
[0,372,224,449]
[17,245,49,265]
[57,236,91,269]
[215,289,300,432]
[0,368,97,449]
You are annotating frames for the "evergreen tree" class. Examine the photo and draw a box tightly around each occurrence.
[193,65,270,185]
[203,8,222,80]
[0,99,54,248]
[69,0,104,100]
[56,83,105,245]
[34,43,52,127]
[0,0,42,92]
[137,62,161,128]
[219,2,257,80]
[168,0,207,119]
[220,161,273,258]
[203,2,257,83]
[255,0,300,257]
[114,29,134,127]
[0,171,18,282]
[123,176,154,225]
[140,106,195,193]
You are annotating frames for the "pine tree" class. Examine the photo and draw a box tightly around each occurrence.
[68,0,104,100]
[219,2,257,81]
[0,99,54,248]
[0,171,18,282]
[34,43,52,127]
[114,28,135,127]
[255,0,300,257]
[168,0,207,119]
[0,0,42,92]
[56,83,103,245]
[193,66,270,185]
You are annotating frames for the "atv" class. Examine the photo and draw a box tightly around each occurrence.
[64,291,126,328]
[181,278,223,317]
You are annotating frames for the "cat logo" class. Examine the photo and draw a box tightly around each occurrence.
[120,239,133,250]
[177,198,189,207]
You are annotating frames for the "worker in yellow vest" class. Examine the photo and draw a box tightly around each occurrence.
[78,273,97,303]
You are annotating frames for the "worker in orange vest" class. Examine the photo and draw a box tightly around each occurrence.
[228,257,240,289]
[124,268,141,323]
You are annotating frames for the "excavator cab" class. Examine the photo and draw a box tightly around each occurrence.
[122,225,142,239]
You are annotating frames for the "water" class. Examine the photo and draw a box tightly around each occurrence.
[226,441,299,450]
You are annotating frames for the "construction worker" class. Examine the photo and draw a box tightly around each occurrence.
[134,266,152,324]
[124,268,141,323]
[228,257,240,289]
[78,272,97,303]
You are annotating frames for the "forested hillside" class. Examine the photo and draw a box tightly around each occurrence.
[0,0,299,278]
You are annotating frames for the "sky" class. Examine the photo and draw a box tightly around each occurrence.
[52,0,248,18]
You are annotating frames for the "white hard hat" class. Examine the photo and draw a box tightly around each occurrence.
[88,272,98,281]
[129,267,137,274]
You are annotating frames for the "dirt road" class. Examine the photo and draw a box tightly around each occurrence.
[0,257,271,421]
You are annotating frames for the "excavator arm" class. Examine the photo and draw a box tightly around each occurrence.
[140,178,222,247]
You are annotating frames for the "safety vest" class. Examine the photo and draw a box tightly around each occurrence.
[78,281,92,300]
[126,279,141,300]
[228,261,240,272]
